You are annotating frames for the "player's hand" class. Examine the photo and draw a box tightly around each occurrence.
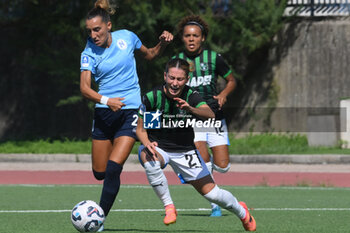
[173,97,190,111]
[146,141,158,156]
[108,97,126,112]
[213,95,227,110]
[159,31,173,45]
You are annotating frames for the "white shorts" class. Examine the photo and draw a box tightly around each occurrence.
[155,147,210,183]
[193,119,229,147]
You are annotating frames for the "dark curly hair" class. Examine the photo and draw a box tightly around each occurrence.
[177,15,209,39]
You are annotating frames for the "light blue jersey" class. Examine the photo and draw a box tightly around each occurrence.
[80,29,142,109]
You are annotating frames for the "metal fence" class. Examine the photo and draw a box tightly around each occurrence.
[285,0,350,16]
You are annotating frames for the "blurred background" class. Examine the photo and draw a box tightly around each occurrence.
[1,0,350,149]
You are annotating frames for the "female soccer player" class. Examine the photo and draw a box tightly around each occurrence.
[173,15,236,217]
[79,0,173,230]
[136,58,256,231]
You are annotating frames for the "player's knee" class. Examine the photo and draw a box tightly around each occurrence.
[144,161,163,186]
[92,170,105,180]
[213,162,230,173]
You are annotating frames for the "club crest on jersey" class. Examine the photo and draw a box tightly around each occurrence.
[81,55,89,68]
[117,39,127,50]
[200,63,208,71]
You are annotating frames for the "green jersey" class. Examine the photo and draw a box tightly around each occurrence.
[139,85,206,152]
[173,49,232,119]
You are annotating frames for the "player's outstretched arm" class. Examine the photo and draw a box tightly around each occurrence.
[174,97,214,120]
[137,31,174,61]
[136,117,158,155]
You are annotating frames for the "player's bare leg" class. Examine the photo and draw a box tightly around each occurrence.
[92,139,113,180]
[211,145,230,173]
[109,136,135,165]
[195,141,211,162]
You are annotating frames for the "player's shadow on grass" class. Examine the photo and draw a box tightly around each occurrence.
[180,213,229,217]
[103,229,210,232]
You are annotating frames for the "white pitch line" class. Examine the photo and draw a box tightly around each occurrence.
[1,208,349,214]
[1,185,350,191]
[252,208,350,211]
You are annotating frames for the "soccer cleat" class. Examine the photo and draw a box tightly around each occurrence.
[163,204,177,225]
[97,223,104,232]
[210,205,222,217]
[239,201,256,231]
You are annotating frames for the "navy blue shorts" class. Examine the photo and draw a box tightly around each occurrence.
[92,108,138,140]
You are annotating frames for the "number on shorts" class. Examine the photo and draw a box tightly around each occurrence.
[131,114,138,126]
[184,152,202,168]
[215,123,224,134]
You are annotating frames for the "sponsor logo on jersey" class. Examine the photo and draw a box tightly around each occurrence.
[117,39,128,50]
[81,55,89,68]
[188,75,212,87]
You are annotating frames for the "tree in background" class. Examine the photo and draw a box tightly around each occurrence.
[0,0,287,140]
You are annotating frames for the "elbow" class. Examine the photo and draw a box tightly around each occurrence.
[79,86,85,95]
[80,85,89,98]
[207,108,215,119]
[144,54,155,61]
[207,111,215,119]
[209,112,215,119]
[135,129,140,138]
[136,124,144,138]
[201,112,215,120]
[144,49,157,61]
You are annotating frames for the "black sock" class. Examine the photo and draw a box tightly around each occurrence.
[93,170,106,180]
[99,160,123,217]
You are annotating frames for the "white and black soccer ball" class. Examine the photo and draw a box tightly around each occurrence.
[71,200,105,232]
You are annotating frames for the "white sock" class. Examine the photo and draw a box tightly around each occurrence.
[203,185,246,219]
[144,161,173,207]
[205,162,219,210]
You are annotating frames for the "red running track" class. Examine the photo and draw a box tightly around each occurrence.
[0,171,350,187]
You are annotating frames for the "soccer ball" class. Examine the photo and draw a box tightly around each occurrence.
[71,200,105,232]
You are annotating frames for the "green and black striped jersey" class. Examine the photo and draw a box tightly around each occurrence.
[139,85,206,152]
[173,49,232,119]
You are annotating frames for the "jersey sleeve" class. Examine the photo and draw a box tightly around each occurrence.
[129,30,142,50]
[80,42,97,74]
[188,90,207,108]
[216,53,232,79]
[138,94,152,119]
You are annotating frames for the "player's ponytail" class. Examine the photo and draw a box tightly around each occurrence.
[87,0,116,23]
[94,0,116,15]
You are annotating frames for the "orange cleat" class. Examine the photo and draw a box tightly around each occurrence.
[163,204,177,225]
[239,202,256,231]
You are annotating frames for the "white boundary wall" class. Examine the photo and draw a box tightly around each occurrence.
[340,99,350,148]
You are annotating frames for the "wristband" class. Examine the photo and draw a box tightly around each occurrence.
[100,96,109,105]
